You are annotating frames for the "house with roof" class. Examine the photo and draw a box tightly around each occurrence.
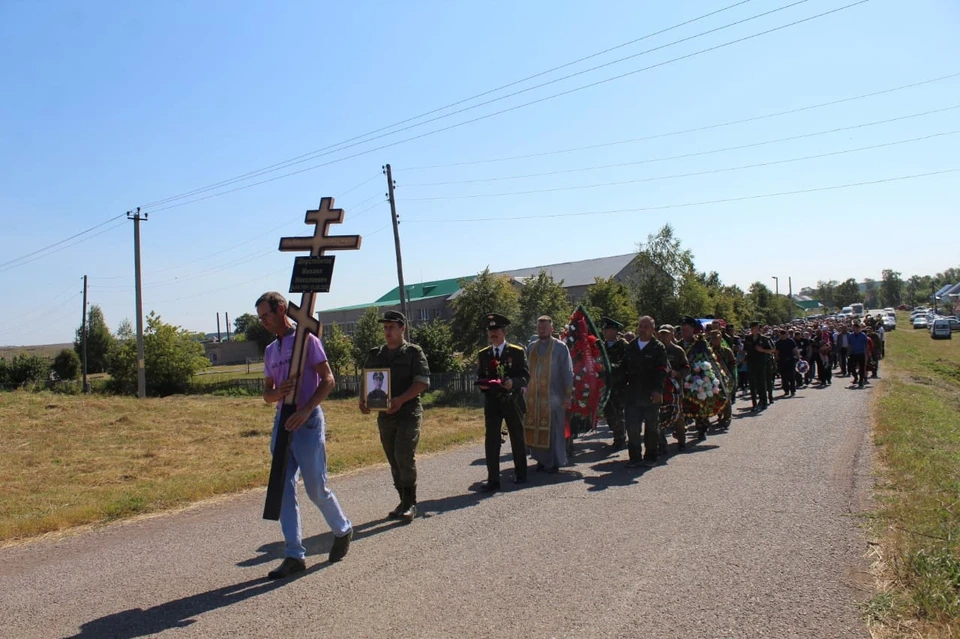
[319,253,641,335]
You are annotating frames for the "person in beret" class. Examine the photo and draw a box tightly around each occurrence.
[360,310,431,522]
[477,313,530,491]
[600,317,628,450]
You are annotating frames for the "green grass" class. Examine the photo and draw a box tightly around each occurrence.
[0,392,483,543]
[870,314,960,636]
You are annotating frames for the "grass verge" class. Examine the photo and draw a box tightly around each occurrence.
[869,318,960,636]
[0,391,483,543]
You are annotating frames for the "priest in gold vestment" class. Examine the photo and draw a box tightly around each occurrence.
[524,316,574,472]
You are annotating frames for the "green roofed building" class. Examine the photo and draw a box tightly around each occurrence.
[319,253,641,335]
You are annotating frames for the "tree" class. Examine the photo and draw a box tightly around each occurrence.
[584,276,638,329]
[0,357,8,388]
[863,278,879,308]
[52,348,81,381]
[633,224,692,325]
[410,319,459,373]
[746,282,790,325]
[8,354,49,387]
[516,270,571,342]
[244,320,274,355]
[677,273,712,319]
[74,305,116,374]
[352,307,385,370]
[815,280,838,309]
[109,312,209,396]
[834,278,862,307]
[450,269,520,354]
[321,322,353,377]
[234,313,258,336]
[906,275,922,306]
[116,318,134,342]
[880,269,903,307]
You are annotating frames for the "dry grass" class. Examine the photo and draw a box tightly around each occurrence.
[0,392,483,543]
[868,316,960,636]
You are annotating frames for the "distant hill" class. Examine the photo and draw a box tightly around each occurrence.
[0,343,73,360]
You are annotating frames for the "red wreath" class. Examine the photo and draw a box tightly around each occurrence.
[561,310,605,418]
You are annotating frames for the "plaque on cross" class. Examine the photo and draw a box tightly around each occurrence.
[262,197,362,521]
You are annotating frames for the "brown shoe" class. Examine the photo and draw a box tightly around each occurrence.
[329,528,353,563]
[268,557,306,579]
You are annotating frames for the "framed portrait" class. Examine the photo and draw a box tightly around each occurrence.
[363,368,391,411]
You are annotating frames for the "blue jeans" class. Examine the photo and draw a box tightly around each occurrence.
[271,408,352,559]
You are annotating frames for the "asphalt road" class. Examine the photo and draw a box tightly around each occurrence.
[1,379,875,638]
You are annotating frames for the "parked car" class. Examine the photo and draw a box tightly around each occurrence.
[945,316,960,332]
[883,314,897,330]
[930,319,952,339]
[913,316,929,329]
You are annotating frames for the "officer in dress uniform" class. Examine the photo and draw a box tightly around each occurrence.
[477,313,530,492]
[600,317,628,450]
[365,370,389,409]
[360,310,430,523]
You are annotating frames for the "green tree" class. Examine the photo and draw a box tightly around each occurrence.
[52,348,81,381]
[321,322,354,377]
[517,270,571,342]
[234,313,258,336]
[677,274,712,319]
[450,269,521,354]
[244,320,274,355]
[74,305,116,374]
[410,319,459,373]
[880,269,903,307]
[116,318,134,342]
[863,278,879,308]
[906,275,922,306]
[633,224,692,324]
[109,312,210,396]
[584,276,638,329]
[747,282,790,325]
[9,354,49,387]
[834,278,862,307]
[0,357,8,388]
[815,280,838,309]
[352,307,385,370]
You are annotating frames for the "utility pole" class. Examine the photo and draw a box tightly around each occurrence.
[216,312,222,343]
[771,276,779,296]
[384,164,409,323]
[788,276,793,300]
[81,275,89,393]
[225,312,231,341]
[128,207,148,399]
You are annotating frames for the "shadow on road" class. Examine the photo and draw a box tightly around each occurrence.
[67,569,319,639]
[238,517,397,568]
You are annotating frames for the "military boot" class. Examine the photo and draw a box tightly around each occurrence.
[398,486,417,523]
[387,486,404,519]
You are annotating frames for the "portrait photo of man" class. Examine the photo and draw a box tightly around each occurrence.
[365,369,390,410]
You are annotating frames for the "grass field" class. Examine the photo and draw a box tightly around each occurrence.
[0,343,72,360]
[869,316,960,636]
[0,391,483,544]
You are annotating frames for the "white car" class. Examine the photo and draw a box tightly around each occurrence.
[913,316,929,329]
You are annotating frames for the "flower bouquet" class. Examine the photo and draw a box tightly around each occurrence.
[561,305,610,437]
[476,355,507,390]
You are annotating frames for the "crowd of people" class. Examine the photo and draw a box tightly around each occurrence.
[253,289,887,578]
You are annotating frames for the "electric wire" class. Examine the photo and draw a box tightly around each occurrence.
[139,0,757,209]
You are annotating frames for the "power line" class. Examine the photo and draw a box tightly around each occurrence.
[0,215,126,274]
[0,219,128,275]
[139,0,757,209]
[405,168,959,223]
[403,73,960,172]
[146,0,867,214]
[402,105,960,189]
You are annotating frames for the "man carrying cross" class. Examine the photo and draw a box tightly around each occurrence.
[257,291,353,579]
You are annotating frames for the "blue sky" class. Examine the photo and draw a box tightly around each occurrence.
[1,0,957,346]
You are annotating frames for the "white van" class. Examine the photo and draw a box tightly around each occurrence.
[931,319,952,340]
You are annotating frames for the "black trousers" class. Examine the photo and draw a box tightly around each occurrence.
[747,363,769,407]
[484,394,527,482]
[839,347,849,375]
[779,360,797,394]
[848,353,867,383]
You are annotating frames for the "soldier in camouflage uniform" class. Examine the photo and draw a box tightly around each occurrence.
[359,310,430,523]
[709,330,736,429]
[600,317,628,450]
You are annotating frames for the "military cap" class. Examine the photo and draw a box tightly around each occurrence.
[485,313,510,329]
[657,324,675,334]
[378,310,406,325]
[600,317,623,330]
[749,321,761,328]
[680,316,699,327]
[372,370,385,381]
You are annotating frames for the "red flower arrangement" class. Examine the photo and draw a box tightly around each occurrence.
[561,308,606,417]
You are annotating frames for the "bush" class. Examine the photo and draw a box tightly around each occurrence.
[52,349,81,381]
[8,354,49,387]
[109,312,210,396]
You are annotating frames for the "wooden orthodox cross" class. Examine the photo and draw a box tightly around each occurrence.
[263,197,361,521]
